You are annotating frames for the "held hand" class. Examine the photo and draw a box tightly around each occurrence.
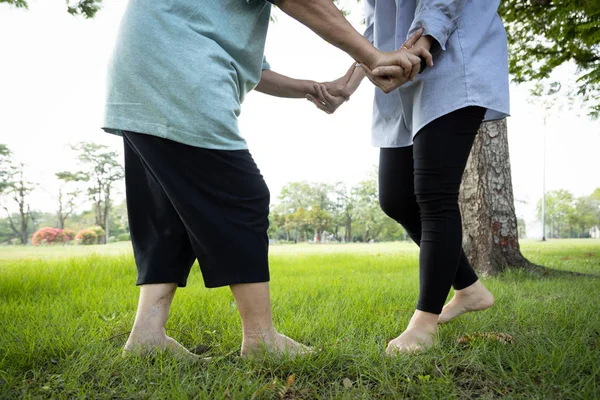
[362,51,421,93]
[321,67,354,100]
[365,29,434,94]
[307,83,346,114]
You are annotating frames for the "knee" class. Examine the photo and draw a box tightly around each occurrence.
[415,190,459,217]
[379,190,415,224]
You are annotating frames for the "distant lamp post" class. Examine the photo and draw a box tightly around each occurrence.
[541,115,547,242]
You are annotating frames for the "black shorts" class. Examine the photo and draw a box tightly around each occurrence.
[123,131,270,288]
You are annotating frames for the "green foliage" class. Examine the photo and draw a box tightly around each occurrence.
[0,0,27,9]
[117,233,130,242]
[537,189,600,238]
[0,241,599,398]
[88,226,105,244]
[58,142,124,241]
[74,229,97,245]
[1,0,102,18]
[499,0,600,117]
[271,175,405,243]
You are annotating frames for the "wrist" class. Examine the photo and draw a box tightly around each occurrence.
[304,80,319,96]
[359,46,381,71]
[419,35,434,50]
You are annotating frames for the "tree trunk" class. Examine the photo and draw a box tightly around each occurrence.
[103,188,110,244]
[459,119,533,275]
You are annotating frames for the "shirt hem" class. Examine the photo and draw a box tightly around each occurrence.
[102,117,249,151]
[371,102,510,148]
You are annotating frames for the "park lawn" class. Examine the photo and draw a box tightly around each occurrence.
[0,240,599,399]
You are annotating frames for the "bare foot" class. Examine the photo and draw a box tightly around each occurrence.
[241,328,312,358]
[123,328,201,361]
[386,311,438,355]
[438,280,494,324]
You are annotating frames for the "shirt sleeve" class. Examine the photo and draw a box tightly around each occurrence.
[261,55,271,71]
[408,0,468,51]
[363,0,375,44]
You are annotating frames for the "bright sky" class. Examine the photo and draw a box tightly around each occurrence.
[0,1,599,238]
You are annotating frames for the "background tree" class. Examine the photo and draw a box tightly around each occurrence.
[1,0,103,18]
[0,145,12,195]
[58,142,124,244]
[0,164,35,245]
[459,0,600,274]
[536,189,599,238]
[351,173,384,242]
[308,205,333,242]
[499,0,600,117]
[55,172,84,230]
[331,182,355,242]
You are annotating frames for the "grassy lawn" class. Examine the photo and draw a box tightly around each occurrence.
[0,240,599,399]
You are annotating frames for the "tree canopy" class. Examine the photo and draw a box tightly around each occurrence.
[0,0,102,18]
[499,0,600,117]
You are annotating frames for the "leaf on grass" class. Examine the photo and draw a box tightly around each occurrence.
[458,332,514,345]
[287,374,295,387]
[342,378,353,389]
[188,344,211,355]
[224,388,231,400]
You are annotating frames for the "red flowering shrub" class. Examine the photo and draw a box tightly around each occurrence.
[63,228,76,241]
[75,229,97,245]
[89,226,105,244]
[31,227,67,245]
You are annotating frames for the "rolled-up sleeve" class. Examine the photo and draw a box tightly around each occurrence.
[261,55,270,71]
[363,0,375,44]
[408,0,468,51]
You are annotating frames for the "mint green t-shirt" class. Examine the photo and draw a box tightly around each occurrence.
[103,0,272,150]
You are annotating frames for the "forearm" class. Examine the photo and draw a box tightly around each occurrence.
[345,63,367,95]
[255,70,317,98]
[273,0,379,69]
[409,0,468,51]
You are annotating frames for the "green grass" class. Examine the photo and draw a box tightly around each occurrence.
[0,240,599,399]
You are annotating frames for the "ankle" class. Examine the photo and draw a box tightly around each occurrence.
[409,311,439,332]
[243,325,277,341]
[455,280,483,297]
[130,325,167,338]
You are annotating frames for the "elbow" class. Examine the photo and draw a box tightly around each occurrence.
[271,0,289,8]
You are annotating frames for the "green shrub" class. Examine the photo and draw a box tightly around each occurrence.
[75,229,97,245]
[117,233,131,242]
[88,226,105,244]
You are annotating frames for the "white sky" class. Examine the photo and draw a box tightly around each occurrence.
[0,1,599,238]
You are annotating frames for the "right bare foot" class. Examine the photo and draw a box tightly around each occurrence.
[123,329,201,361]
[438,280,495,324]
[241,329,312,358]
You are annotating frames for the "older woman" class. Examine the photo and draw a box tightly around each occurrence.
[312,0,510,353]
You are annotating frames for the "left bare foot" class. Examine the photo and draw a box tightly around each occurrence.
[438,280,494,324]
[386,311,438,355]
[241,328,312,358]
[123,328,201,361]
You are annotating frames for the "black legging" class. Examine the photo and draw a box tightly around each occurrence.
[379,106,486,314]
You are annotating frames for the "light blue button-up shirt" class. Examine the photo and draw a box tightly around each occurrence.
[364,0,511,147]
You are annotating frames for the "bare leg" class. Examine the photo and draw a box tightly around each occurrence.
[230,282,311,357]
[438,280,494,324]
[386,310,438,354]
[123,283,197,359]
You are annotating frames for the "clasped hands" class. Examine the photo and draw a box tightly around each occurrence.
[308,28,433,114]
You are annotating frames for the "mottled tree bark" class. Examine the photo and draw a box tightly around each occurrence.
[459,119,534,275]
